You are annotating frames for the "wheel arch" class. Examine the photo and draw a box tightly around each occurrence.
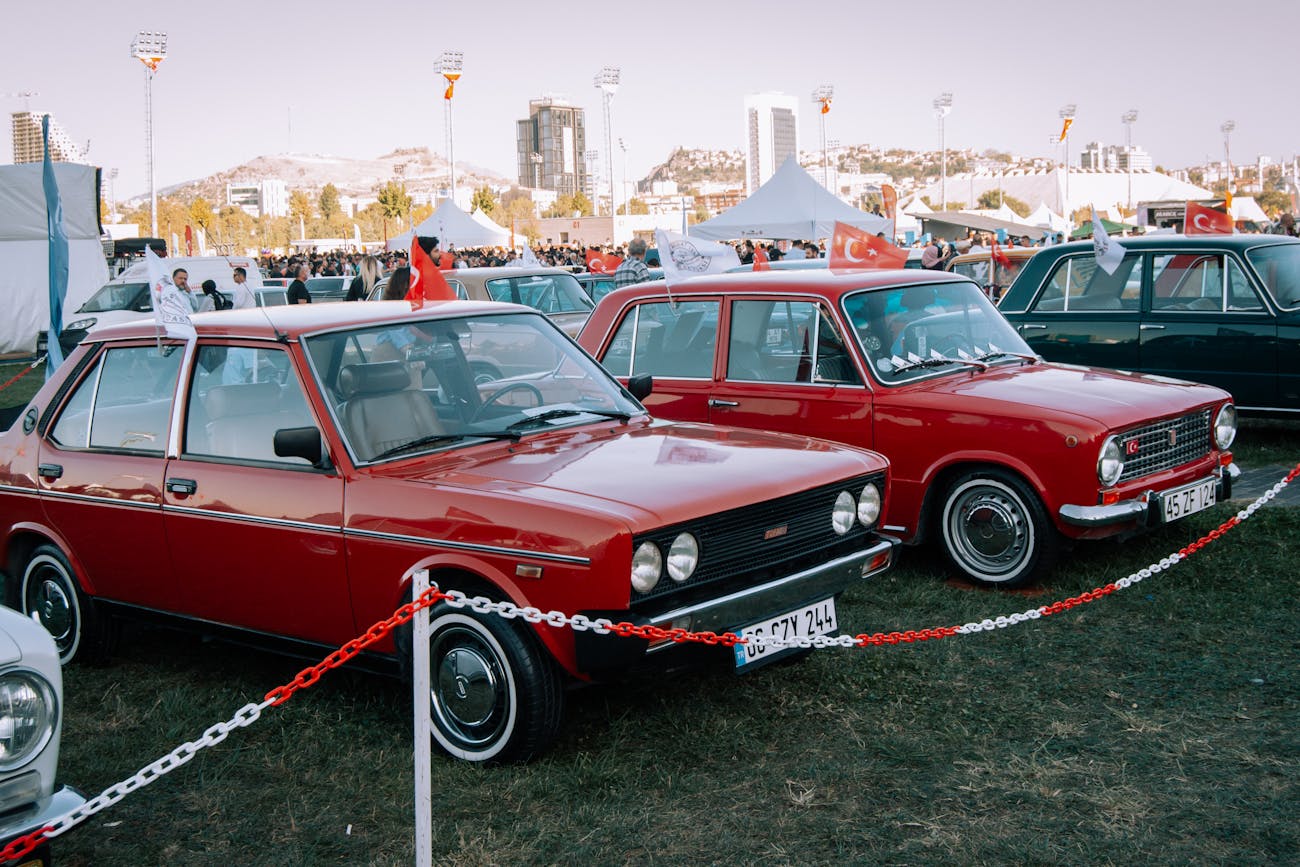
[916,458,1048,545]
[2,524,95,605]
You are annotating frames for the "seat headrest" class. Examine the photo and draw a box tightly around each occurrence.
[205,382,282,419]
[339,361,411,399]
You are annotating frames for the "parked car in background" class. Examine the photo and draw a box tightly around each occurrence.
[368,266,594,337]
[999,235,1300,414]
[0,300,897,763]
[727,249,925,273]
[946,247,1037,302]
[303,276,352,302]
[0,606,84,865]
[578,269,1238,587]
[574,268,664,303]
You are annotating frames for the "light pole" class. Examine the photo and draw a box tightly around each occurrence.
[1059,103,1076,214]
[933,92,952,209]
[593,67,620,217]
[130,31,167,239]
[1221,120,1236,194]
[827,138,840,195]
[1122,109,1138,213]
[439,50,463,200]
[109,167,119,220]
[813,85,834,190]
[618,137,629,214]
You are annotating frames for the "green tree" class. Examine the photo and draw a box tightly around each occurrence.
[1253,189,1291,218]
[975,191,1031,217]
[289,189,314,223]
[618,197,649,216]
[376,182,412,224]
[318,183,340,221]
[471,186,497,215]
[188,197,214,230]
[501,195,537,224]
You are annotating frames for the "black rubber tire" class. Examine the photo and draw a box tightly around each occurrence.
[938,468,1059,587]
[20,544,115,665]
[407,605,564,764]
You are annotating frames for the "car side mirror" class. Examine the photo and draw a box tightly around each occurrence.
[274,426,332,470]
[627,374,653,402]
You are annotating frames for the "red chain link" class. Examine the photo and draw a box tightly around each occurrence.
[0,356,43,395]
[0,827,49,862]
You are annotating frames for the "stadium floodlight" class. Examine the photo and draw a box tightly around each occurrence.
[130,31,168,238]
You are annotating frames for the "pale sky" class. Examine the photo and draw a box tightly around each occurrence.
[5,0,1295,198]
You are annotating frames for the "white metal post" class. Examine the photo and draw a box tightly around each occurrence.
[412,568,432,867]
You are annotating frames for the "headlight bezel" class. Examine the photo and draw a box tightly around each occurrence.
[831,491,856,535]
[1098,435,1124,487]
[1214,404,1237,450]
[63,318,97,332]
[666,532,699,583]
[0,670,57,772]
[630,541,663,595]
[857,483,882,527]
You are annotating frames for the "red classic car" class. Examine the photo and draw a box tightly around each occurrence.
[0,300,896,763]
[577,270,1239,587]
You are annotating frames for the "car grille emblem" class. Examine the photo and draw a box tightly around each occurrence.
[764,525,789,540]
[1168,429,1177,446]
[1125,439,1140,456]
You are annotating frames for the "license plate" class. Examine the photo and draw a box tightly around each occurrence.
[1161,477,1216,522]
[733,598,837,669]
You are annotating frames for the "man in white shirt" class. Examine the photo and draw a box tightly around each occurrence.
[231,267,257,309]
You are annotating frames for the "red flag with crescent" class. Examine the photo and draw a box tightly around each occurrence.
[1184,201,1233,235]
[828,221,908,270]
[407,237,457,309]
[586,249,622,274]
[752,246,770,271]
[992,239,1012,268]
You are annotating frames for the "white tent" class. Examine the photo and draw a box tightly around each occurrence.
[469,208,512,245]
[1026,203,1070,233]
[386,199,511,251]
[1230,196,1269,223]
[0,162,108,354]
[690,156,890,241]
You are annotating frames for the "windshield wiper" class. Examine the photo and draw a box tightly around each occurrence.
[975,350,1039,365]
[372,430,522,461]
[891,354,988,374]
[504,407,634,431]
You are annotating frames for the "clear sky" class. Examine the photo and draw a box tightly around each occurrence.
[4,0,1294,198]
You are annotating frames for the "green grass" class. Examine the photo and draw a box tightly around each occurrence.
[53,504,1298,865]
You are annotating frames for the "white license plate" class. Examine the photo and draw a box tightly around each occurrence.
[1161,477,1216,522]
[733,598,837,669]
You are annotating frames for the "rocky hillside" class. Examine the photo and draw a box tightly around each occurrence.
[644,147,745,187]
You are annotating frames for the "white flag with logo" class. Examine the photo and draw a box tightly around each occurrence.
[1091,206,1125,276]
[145,247,195,341]
[655,229,741,284]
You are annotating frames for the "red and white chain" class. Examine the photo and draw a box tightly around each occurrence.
[1,463,1293,862]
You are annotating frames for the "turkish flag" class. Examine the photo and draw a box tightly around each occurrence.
[407,237,457,309]
[992,240,1012,268]
[752,246,770,271]
[1185,201,1233,235]
[586,249,623,274]
[436,251,456,271]
[828,221,908,270]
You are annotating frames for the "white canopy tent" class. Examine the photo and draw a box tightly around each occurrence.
[690,156,890,241]
[469,208,512,244]
[0,162,108,353]
[1026,203,1070,233]
[386,199,511,251]
[1230,196,1269,223]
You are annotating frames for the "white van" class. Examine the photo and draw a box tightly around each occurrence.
[57,256,264,355]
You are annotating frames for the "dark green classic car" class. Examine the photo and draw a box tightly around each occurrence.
[998,235,1300,414]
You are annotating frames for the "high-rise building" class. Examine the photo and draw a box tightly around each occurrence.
[225,179,288,218]
[1080,141,1154,173]
[11,111,84,164]
[516,97,588,197]
[743,93,799,194]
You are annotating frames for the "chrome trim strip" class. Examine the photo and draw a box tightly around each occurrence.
[1059,499,1147,528]
[0,484,40,497]
[36,489,161,511]
[346,527,592,565]
[164,504,340,534]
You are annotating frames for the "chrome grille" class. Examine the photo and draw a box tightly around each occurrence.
[1117,409,1212,483]
[630,473,885,606]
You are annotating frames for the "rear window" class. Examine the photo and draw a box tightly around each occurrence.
[484,274,594,314]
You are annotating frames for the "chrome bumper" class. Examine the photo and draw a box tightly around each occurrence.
[1058,463,1237,529]
[0,785,86,847]
[573,536,899,673]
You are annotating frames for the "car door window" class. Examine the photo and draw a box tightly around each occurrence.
[603,301,718,378]
[1032,254,1141,312]
[50,345,182,453]
[728,300,855,384]
[1226,258,1264,311]
[184,345,315,465]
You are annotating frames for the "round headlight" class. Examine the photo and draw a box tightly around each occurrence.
[0,672,56,771]
[1098,435,1124,487]
[630,542,662,594]
[832,491,856,535]
[1214,404,1237,449]
[666,533,699,582]
[857,483,882,526]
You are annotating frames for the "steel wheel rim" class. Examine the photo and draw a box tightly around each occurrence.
[948,484,1032,580]
[430,626,508,749]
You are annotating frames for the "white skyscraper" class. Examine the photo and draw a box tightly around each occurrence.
[743,93,799,195]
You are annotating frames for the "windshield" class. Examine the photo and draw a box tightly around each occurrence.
[841,280,1034,383]
[78,281,150,313]
[1246,243,1300,310]
[485,274,595,314]
[305,311,642,463]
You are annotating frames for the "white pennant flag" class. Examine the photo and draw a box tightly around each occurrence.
[655,229,741,284]
[146,247,196,341]
[1091,206,1125,276]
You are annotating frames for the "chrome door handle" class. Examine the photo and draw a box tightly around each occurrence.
[708,399,740,408]
[1018,324,1047,331]
[1139,324,1166,331]
[166,478,198,495]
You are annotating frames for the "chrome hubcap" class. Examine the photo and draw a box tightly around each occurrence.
[31,577,73,645]
[431,628,506,747]
[950,486,1030,578]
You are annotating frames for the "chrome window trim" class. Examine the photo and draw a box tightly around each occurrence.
[345,527,591,565]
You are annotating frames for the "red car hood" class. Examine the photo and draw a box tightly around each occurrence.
[384,418,887,529]
[901,362,1230,430]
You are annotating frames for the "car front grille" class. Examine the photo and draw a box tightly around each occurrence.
[629,473,885,608]
[1117,409,1212,483]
